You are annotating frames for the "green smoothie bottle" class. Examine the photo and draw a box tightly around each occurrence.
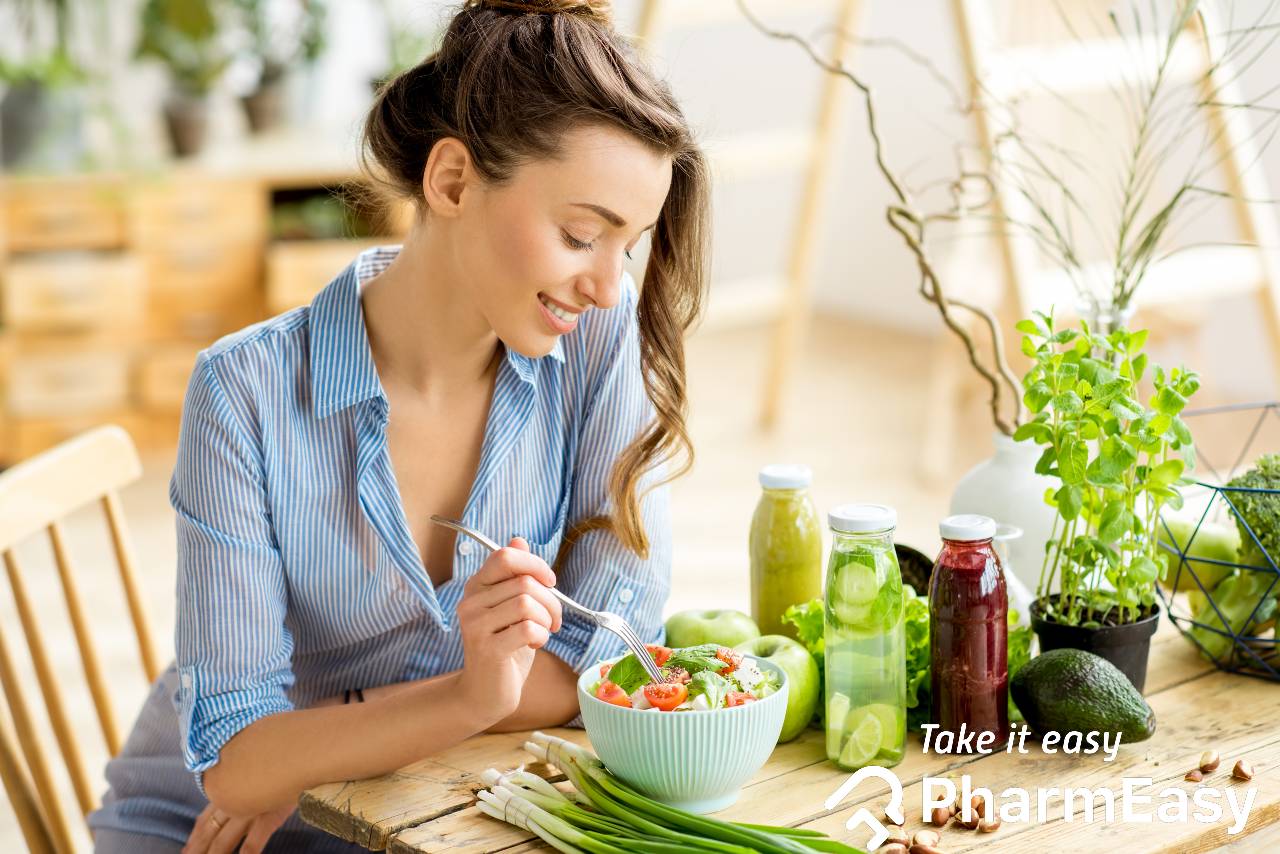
[749,464,823,638]
[823,503,906,770]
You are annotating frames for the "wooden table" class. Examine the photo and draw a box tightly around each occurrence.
[299,622,1280,852]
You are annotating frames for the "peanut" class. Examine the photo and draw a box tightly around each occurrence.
[908,845,944,854]
[912,829,941,847]
[1185,768,1204,783]
[1199,750,1220,773]
[1233,759,1255,781]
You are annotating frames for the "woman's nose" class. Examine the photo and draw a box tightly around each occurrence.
[577,254,624,309]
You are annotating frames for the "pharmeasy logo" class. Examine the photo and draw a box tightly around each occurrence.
[825,765,1257,850]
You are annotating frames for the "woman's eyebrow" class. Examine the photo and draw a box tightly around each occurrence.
[570,202,658,232]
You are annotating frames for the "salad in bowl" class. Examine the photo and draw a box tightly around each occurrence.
[588,643,782,712]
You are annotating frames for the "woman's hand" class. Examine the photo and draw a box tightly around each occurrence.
[182,801,293,854]
[455,536,563,722]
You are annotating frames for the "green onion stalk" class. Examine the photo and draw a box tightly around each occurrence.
[471,731,866,854]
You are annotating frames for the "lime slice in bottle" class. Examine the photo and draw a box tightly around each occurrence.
[834,557,881,605]
[826,692,852,756]
[863,702,905,747]
[838,708,884,768]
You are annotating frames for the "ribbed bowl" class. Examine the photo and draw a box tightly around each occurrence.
[576,656,788,813]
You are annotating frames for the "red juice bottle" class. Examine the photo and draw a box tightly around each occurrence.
[929,514,1008,748]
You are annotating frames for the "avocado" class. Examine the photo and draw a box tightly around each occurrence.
[1010,648,1156,743]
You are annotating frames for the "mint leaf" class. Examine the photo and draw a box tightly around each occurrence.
[603,654,649,695]
[665,644,724,675]
[689,670,730,709]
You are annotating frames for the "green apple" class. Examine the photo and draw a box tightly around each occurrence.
[664,609,761,649]
[735,634,820,743]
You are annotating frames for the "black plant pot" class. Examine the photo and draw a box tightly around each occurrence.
[1031,598,1160,693]
[163,92,210,158]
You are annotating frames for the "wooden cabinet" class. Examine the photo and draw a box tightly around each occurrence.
[0,160,406,465]
[2,177,128,253]
[2,253,144,332]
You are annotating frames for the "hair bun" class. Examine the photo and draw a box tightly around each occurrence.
[469,0,613,25]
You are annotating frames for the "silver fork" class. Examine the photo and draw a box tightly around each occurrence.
[429,515,667,685]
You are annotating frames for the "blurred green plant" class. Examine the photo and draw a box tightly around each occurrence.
[232,0,328,90]
[135,0,232,96]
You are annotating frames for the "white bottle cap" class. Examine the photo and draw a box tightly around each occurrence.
[829,503,897,533]
[758,464,812,489]
[940,514,997,541]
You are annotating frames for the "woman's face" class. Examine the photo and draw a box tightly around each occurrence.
[460,123,673,358]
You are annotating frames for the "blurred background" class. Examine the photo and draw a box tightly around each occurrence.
[2,0,1279,848]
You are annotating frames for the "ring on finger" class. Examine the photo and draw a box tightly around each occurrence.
[209,812,226,831]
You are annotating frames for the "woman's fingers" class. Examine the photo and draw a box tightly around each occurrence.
[494,618,551,653]
[181,804,220,854]
[208,815,253,854]
[459,574,562,632]
[468,537,557,589]
[475,592,556,636]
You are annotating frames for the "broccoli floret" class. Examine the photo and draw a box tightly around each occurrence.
[1225,453,1280,570]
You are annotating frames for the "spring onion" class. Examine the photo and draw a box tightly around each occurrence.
[471,731,866,854]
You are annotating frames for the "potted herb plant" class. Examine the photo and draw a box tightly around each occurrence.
[1013,311,1200,691]
[135,0,232,157]
[232,0,327,133]
[0,0,88,170]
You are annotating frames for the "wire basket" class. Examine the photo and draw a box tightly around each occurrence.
[1156,402,1280,682]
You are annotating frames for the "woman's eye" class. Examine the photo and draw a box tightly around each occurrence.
[562,231,593,251]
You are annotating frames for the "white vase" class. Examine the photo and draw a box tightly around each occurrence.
[950,432,1060,595]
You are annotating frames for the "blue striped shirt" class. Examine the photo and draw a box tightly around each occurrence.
[172,245,672,783]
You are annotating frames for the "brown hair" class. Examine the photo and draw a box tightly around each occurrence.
[361,0,710,566]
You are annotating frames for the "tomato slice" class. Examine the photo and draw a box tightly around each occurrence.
[725,691,757,707]
[599,662,613,678]
[645,644,674,666]
[716,647,743,675]
[595,680,632,707]
[642,681,689,712]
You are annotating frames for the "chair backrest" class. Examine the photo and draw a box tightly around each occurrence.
[0,426,159,854]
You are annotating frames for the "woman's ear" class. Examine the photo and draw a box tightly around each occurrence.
[421,137,472,217]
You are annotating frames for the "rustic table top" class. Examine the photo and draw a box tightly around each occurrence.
[299,622,1280,853]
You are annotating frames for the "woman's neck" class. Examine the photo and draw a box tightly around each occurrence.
[360,223,502,402]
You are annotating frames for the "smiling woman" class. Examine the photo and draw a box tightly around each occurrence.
[85,2,710,852]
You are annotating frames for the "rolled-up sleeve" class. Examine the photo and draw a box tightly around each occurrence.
[172,353,294,791]
[543,278,673,684]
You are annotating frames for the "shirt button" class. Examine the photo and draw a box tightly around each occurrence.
[458,539,474,556]
[617,588,634,604]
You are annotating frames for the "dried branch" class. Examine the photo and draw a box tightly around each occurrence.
[734,0,1024,435]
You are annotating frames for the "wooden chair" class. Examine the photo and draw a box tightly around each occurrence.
[0,425,160,853]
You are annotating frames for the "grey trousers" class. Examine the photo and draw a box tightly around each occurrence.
[89,664,364,853]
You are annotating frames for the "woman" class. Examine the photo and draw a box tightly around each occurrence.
[87,1,709,851]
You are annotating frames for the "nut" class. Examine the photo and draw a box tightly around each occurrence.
[1185,768,1204,783]
[1233,760,1255,781]
[978,815,1002,833]
[876,844,908,854]
[929,805,952,827]
[956,810,981,830]
[912,829,941,847]
[884,824,910,844]
[908,845,944,854]
[1199,750,1221,773]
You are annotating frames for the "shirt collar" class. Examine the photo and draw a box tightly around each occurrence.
[309,245,563,420]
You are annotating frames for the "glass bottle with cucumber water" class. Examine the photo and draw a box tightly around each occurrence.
[824,503,906,770]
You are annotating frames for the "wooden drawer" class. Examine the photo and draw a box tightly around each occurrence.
[130,179,267,246]
[144,237,263,339]
[2,179,127,252]
[266,239,380,315]
[5,347,131,417]
[2,252,145,332]
[2,412,148,466]
[136,346,199,412]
